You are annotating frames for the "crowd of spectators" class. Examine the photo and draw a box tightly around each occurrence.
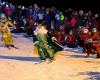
[0,2,100,58]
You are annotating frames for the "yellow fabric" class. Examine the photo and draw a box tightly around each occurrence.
[2,33,13,45]
[0,21,16,46]
[33,46,40,57]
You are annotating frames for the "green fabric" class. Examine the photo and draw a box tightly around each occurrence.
[36,34,54,59]
[37,46,45,60]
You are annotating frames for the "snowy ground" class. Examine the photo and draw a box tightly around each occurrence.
[0,33,100,80]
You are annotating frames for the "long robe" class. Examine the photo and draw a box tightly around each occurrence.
[34,33,54,60]
[33,31,63,59]
[0,21,16,46]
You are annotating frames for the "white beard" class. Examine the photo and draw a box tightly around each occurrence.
[34,27,48,35]
[38,28,48,35]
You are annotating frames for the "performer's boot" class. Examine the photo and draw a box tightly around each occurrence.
[11,45,18,49]
[46,58,51,63]
[39,58,46,63]
[50,57,55,61]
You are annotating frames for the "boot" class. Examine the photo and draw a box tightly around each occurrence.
[11,45,19,49]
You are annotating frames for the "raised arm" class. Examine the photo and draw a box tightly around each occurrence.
[8,21,16,29]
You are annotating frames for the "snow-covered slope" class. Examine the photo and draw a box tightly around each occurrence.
[0,33,100,80]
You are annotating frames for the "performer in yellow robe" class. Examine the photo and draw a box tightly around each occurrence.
[0,14,17,49]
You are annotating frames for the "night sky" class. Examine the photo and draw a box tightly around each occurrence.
[2,0,100,12]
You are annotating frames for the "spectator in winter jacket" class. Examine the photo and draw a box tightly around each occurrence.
[79,28,90,52]
[66,30,77,48]
[57,25,66,45]
[92,28,100,41]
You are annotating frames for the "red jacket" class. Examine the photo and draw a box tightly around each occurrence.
[66,34,76,45]
[4,7,11,16]
[92,32,100,40]
[79,33,89,41]
[70,16,77,27]
[80,33,93,45]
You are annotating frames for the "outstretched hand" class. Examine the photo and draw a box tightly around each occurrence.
[52,37,57,41]
[33,41,39,46]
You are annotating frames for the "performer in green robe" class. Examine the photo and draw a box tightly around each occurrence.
[33,23,63,63]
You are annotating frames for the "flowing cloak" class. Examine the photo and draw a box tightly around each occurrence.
[46,32,63,53]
